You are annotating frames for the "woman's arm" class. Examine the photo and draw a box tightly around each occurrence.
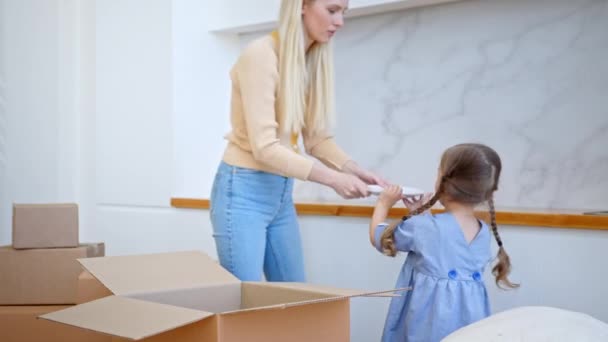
[308,163,369,199]
[303,130,388,186]
[342,160,388,187]
[302,129,351,170]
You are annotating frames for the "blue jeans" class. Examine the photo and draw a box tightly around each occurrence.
[210,161,306,281]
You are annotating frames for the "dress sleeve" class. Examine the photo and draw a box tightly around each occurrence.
[374,215,429,253]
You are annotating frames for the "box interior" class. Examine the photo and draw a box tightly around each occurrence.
[126,282,338,314]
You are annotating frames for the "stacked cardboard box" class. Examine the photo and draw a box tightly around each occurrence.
[0,203,110,342]
[12,204,79,249]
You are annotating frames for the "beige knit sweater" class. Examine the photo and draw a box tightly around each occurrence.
[222,33,351,180]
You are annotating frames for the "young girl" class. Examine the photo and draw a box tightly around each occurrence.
[369,143,518,342]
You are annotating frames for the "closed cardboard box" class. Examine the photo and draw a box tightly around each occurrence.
[0,305,111,342]
[13,203,79,249]
[0,243,105,305]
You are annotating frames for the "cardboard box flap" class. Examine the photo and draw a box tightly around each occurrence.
[251,282,371,297]
[39,295,214,340]
[79,251,239,295]
[13,203,77,209]
[223,286,410,316]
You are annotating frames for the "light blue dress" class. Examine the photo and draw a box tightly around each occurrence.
[374,212,492,342]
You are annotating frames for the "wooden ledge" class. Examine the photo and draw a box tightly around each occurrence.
[170,198,608,231]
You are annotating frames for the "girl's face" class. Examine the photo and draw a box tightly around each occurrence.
[302,0,349,44]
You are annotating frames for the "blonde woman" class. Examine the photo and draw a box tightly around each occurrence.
[210,0,387,281]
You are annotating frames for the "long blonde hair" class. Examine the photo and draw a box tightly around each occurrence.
[277,0,335,135]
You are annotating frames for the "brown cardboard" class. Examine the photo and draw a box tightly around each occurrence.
[44,296,215,340]
[0,305,111,342]
[219,299,350,342]
[41,251,405,341]
[77,270,112,304]
[111,318,218,342]
[0,243,105,304]
[111,300,349,342]
[79,251,239,295]
[12,203,79,249]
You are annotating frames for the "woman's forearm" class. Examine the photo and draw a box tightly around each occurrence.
[307,162,339,187]
[341,160,360,176]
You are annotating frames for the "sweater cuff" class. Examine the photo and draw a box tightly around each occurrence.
[310,138,351,170]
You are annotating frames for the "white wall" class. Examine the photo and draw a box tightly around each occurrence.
[0,0,219,254]
[1,0,83,245]
[300,0,608,210]
[95,0,172,207]
[78,0,96,240]
[172,0,238,199]
[4,0,61,207]
[2,1,608,342]
[0,0,8,244]
[86,0,217,257]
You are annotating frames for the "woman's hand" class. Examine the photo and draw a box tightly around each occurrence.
[342,161,389,187]
[330,172,369,199]
[309,163,368,199]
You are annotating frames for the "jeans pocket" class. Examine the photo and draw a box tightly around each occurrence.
[210,165,233,220]
[209,175,220,217]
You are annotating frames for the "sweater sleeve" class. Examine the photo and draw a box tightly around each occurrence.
[235,40,314,180]
[302,127,351,170]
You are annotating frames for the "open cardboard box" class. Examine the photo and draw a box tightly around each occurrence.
[41,251,404,342]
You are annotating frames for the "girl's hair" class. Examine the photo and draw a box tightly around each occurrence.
[380,143,519,289]
[277,0,335,136]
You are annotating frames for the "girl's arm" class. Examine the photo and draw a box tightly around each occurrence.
[369,185,403,246]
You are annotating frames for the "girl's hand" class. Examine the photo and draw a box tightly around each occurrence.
[402,193,434,212]
[378,185,403,207]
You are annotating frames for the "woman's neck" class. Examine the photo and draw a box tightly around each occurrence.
[305,35,315,52]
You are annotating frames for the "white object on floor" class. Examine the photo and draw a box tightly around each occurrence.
[442,306,608,342]
[367,184,425,198]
